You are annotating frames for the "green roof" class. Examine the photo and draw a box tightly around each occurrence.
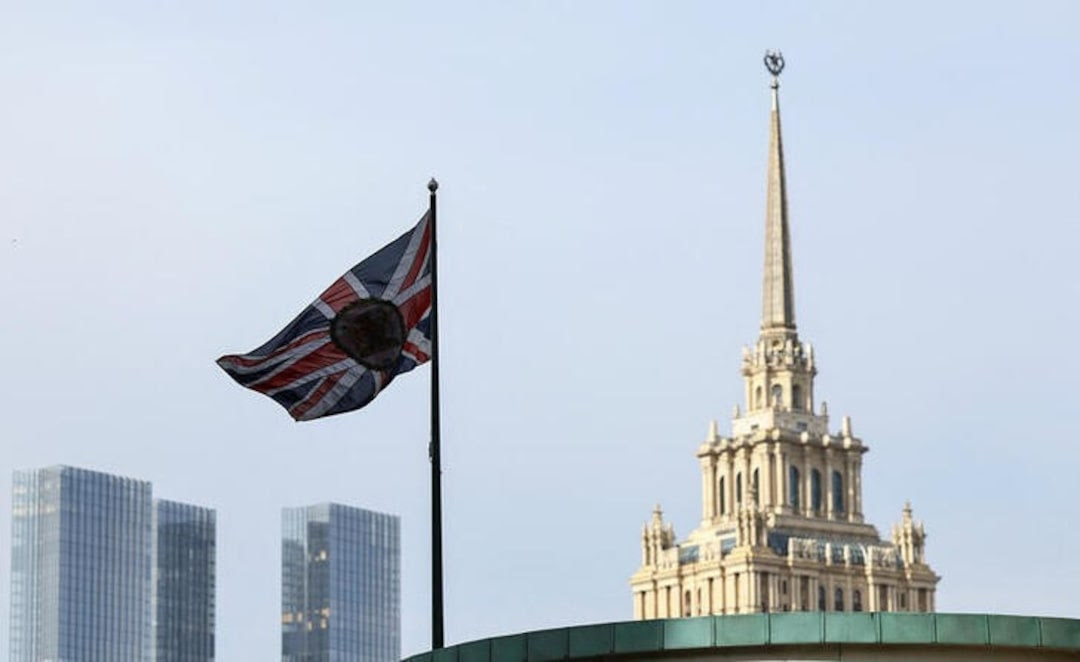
[403,613,1080,662]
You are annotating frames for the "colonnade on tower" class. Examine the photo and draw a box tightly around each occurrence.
[629,52,939,618]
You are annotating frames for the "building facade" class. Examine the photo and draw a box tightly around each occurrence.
[153,500,216,661]
[281,503,400,662]
[8,465,215,661]
[629,56,939,618]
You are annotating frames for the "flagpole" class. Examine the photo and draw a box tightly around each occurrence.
[427,177,445,649]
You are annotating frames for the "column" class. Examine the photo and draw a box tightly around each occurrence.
[824,447,834,519]
[778,448,788,513]
[702,456,716,521]
[726,451,735,517]
[802,448,812,517]
[743,449,752,505]
[854,457,863,517]
[846,454,856,523]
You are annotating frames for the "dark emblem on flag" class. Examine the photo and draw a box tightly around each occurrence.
[330,299,406,370]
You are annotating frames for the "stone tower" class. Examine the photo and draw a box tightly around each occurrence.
[629,53,939,618]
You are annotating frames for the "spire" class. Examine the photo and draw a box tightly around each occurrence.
[761,50,795,334]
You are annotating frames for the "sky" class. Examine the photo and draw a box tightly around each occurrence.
[2,1,1080,659]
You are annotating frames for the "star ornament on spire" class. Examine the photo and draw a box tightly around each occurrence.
[764,49,785,78]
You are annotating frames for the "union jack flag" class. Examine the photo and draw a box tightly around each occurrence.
[217,212,432,421]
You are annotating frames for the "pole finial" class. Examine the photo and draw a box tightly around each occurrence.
[428,178,439,193]
[764,50,785,80]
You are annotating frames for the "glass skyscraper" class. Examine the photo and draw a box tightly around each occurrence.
[282,503,400,662]
[8,466,215,661]
[153,500,216,661]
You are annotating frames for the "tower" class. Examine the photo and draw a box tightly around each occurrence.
[153,500,216,661]
[629,52,939,618]
[9,465,216,661]
[281,503,400,662]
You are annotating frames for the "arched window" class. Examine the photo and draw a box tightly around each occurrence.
[736,473,743,505]
[834,588,844,612]
[789,467,801,508]
[755,386,763,409]
[832,470,845,513]
[718,476,726,515]
[811,469,822,513]
[752,468,760,505]
[771,384,782,408]
[853,590,863,612]
[792,384,802,411]
[817,586,826,611]
[899,592,908,610]
[683,590,692,617]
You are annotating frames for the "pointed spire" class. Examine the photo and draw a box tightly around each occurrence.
[761,50,796,334]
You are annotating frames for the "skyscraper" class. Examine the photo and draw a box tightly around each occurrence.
[282,503,400,662]
[629,54,939,617]
[153,500,216,661]
[8,466,215,661]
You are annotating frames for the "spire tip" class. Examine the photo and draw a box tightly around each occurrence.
[764,50,785,83]
[428,178,439,193]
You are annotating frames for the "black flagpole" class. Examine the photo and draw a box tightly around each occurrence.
[427,178,445,649]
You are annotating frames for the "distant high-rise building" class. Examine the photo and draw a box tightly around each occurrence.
[153,500,216,661]
[8,466,215,661]
[281,503,400,662]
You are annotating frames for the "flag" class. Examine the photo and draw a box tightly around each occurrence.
[217,212,432,421]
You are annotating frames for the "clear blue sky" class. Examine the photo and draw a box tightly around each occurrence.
[2,2,1079,659]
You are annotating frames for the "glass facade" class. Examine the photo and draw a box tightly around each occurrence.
[8,466,215,661]
[153,500,216,661]
[282,503,400,662]
[10,466,154,661]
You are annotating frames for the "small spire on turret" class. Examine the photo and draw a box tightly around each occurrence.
[707,419,719,442]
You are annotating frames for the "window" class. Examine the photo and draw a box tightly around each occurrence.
[736,473,742,505]
[817,586,826,611]
[800,577,809,611]
[760,573,770,612]
[781,580,788,595]
[918,588,928,612]
[718,477,726,515]
[832,470,845,513]
[792,384,802,411]
[789,467,800,508]
[771,384,782,408]
[811,470,822,513]
[899,592,907,610]
[853,590,863,612]
[683,590,691,617]
[834,588,844,612]
[755,386,763,409]
[752,469,760,505]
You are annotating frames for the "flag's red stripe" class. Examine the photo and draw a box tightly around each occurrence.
[399,221,431,292]
[397,287,432,330]
[290,371,346,420]
[253,343,349,392]
[222,330,327,368]
[319,277,361,313]
[403,341,430,363]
